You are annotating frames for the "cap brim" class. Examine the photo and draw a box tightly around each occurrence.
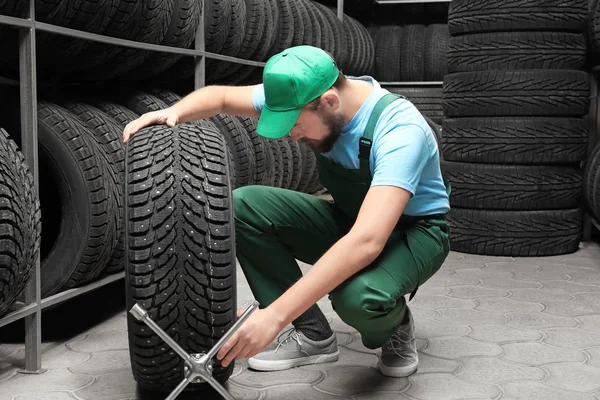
[256,105,302,139]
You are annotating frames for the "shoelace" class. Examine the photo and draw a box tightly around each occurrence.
[383,330,410,360]
[274,328,303,353]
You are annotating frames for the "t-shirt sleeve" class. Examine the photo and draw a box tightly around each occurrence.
[370,122,431,196]
[252,84,266,114]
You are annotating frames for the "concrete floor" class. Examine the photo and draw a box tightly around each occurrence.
[1,240,600,400]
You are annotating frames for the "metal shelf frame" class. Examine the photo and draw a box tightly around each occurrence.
[0,0,345,375]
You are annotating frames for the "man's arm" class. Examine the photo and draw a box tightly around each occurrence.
[267,185,411,328]
[172,84,260,123]
[123,84,260,141]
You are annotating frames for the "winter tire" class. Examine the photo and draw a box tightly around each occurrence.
[0,129,41,317]
[447,208,582,256]
[443,162,582,210]
[125,123,236,391]
[447,32,587,73]
[442,70,589,117]
[448,0,588,36]
[441,117,589,164]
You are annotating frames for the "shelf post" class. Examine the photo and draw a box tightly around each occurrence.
[194,0,206,89]
[18,0,45,375]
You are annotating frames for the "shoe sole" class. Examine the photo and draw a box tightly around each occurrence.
[247,350,340,372]
[378,359,419,378]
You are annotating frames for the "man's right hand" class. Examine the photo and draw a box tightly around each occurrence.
[123,108,179,143]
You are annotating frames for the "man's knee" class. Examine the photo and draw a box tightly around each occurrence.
[233,185,266,224]
[330,274,400,328]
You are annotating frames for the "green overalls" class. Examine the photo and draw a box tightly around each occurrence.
[233,93,451,349]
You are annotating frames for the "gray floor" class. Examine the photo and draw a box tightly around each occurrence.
[1,241,600,400]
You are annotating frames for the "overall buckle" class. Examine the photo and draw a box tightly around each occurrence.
[359,137,372,159]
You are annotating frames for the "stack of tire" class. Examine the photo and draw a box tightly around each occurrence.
[158,0,374,87]
[367,23,448,126]
[442,0,590,256]
[585,0,600,225]
[0,129,41,318]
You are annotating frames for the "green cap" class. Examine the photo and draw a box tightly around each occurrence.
[256,45,340,139]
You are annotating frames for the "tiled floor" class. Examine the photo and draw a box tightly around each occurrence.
[1,240,600,400]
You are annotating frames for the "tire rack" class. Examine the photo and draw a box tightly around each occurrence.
[0,0,345,374]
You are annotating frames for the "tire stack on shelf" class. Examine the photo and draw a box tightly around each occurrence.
[370,23,448,126]
[0,0,375,88]
[442,0,591,257]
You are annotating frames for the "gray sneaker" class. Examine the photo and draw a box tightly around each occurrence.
[378,307,419,377]
[247,328,339,371]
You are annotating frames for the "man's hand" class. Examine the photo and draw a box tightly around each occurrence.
[122,108,179,143]
[216,308,284,368]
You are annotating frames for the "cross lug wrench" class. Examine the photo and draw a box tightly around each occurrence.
[129,300,260,400]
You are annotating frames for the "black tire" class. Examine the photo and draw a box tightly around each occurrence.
[583,140,600,220]
[447,208,582,256]
[207,0,247,82]
[443,162,582,210]
[448,0,588,36]
[287,139,304,192]
[34,0,118,76]
[68,0,143,72]
[314,3,346,69]
[441,117,589,164]
[276,137,295,189]
[91,100,141,128]
[62,102,126,274]
[424,24,448,81]
[124,122,236,392]
[399,24,426,81]
[374,26,403,82]
[305,153,324,194]
[147,88,182,107]
[0,128,41,317]
[297,142,317,193]
[236,116,274,186]
[590,0,600,65]
[125,0,202,80]
[83,0,177,81]
[114,88,172,115]
[37,102,118,296]
[205,0,232,54]
[387,87,444,125]
[447,32,588,73]
[424,116,443,154]
[267,139,284,188]
[442,70,590,117]
[210,115,256,189]
[270,0,295,55]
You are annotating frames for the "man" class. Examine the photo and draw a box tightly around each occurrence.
[123,45,450,378]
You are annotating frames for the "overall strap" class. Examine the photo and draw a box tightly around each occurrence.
[359,93,406,161]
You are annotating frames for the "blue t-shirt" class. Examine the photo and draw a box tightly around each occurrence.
[252,75,450,216]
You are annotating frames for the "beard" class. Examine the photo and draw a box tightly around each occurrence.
[302,111,345,153]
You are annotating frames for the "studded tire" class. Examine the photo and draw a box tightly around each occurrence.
[124,122,236,392]
[0,128,41,317]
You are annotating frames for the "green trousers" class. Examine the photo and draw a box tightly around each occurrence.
[233,185,450,349]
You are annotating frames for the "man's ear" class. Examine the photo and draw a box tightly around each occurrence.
[321,90,340,111]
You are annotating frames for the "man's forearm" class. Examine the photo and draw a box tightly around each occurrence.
[267,233,382,328]
[170,86,227,123]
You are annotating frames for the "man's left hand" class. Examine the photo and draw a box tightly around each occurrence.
[216,308,284,368]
